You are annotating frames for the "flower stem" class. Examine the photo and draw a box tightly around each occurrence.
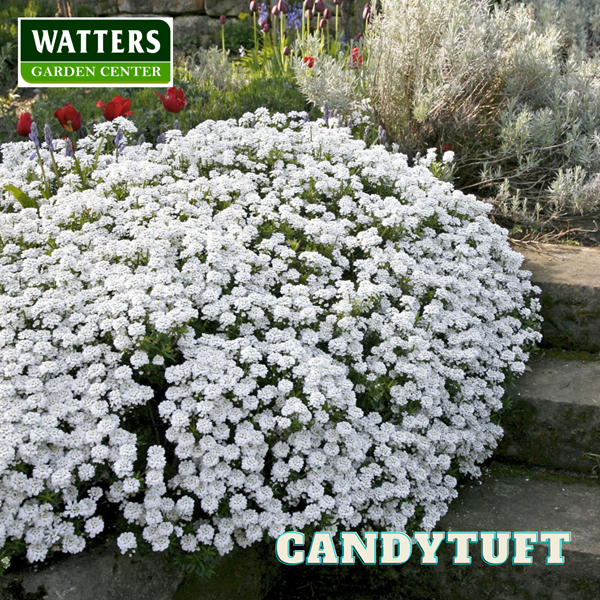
[334,5,339,54]
[48,149,61,188]
[34,147,51,198]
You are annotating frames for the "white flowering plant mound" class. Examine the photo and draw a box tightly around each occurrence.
[0,110,540,565]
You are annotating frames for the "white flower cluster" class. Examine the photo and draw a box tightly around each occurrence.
[0,110,540,561]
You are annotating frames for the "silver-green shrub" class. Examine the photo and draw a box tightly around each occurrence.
[366,0,600,224]
[529,0,600,52]
[184,47,244,92]
[292,34,368,119]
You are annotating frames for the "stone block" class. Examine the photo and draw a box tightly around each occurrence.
[174,14,220,45]
[76,0,119,15]
[118,0,155,12]
[152,0,205,13]
[204,0,249,17]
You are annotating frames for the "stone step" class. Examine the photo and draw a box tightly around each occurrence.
[427,463,600,600]
[497,353,600,472]
[517,243,600,352]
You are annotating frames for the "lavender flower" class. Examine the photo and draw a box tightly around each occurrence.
[114,128,125,153]
[28,122,40,149]
[322,101,330,126]
[258,1,268,25]
[287,3,303,30]
[43,124,54,152]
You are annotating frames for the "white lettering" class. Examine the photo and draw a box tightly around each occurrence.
[32,30,58,53]
[146,30,160,53]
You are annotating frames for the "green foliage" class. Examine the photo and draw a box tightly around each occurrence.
[169,545,220,579]
[216,16,256,54]
[3,184,38,210]
[1,64,313,149]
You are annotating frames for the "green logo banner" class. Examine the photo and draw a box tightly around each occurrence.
[18,17,173,87]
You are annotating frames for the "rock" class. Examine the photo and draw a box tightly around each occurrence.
[174,15,220,46]
[153,0,205,14]
[118,0,155,12]
[11,540,184,600]
[204,0,250,17]
[118,0,205,13]
[80,0,119,15]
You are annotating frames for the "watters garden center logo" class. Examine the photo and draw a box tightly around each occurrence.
[17,17,173,87]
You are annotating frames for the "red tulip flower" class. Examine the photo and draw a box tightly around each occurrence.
[303,56,315,68]
[154,87,187,114]
[17,113,32,137]
[323,7,332,18]
[351,47,363,66]
[53,103,82,132]
[95,96,134,121]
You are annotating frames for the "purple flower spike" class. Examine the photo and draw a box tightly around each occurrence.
[28,122,40,149]
[44,124,54,152]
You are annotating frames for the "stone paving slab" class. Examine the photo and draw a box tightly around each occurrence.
[517,243,600,351]
[10,542,265,600]
[10,544,184,600]
[497,355,600,471]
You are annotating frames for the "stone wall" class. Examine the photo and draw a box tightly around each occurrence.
[65,0,362,48]
[72,0,248,48]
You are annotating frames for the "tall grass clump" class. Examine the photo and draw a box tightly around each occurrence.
[366,0,600,229]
